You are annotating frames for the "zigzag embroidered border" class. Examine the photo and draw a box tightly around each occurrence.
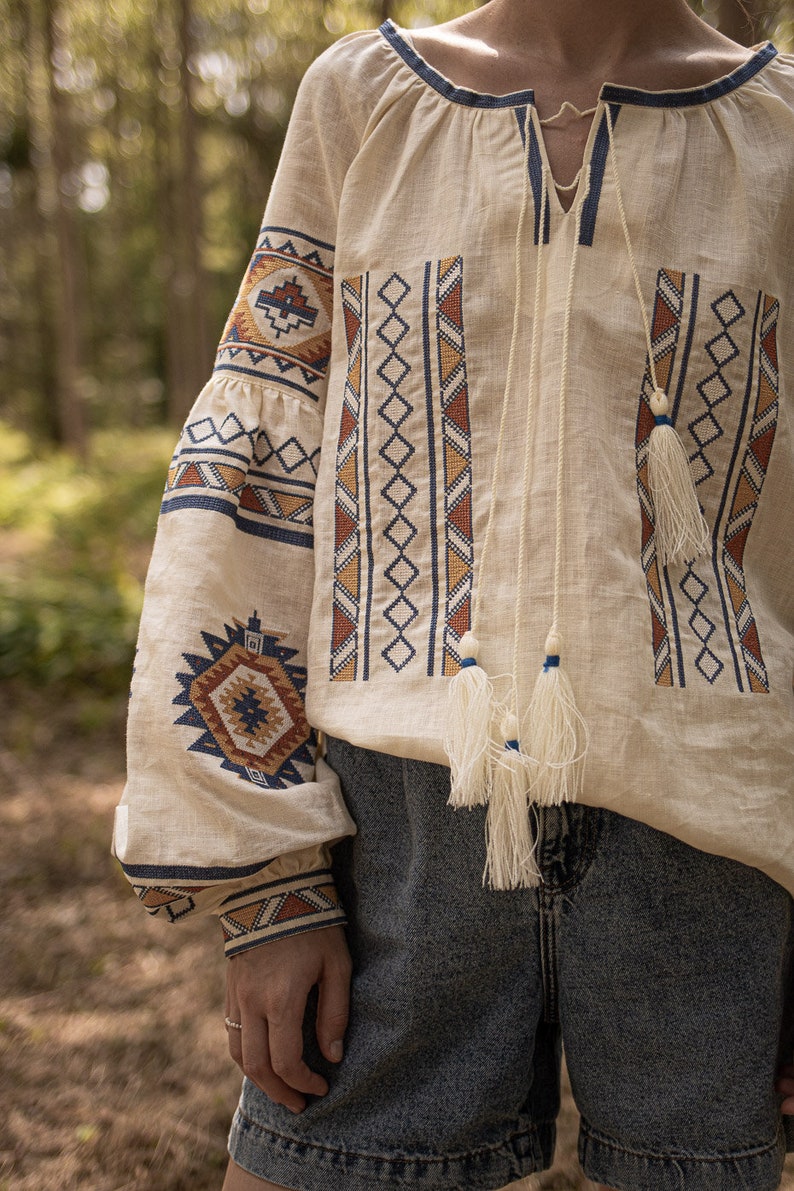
[330,276,365,681]
[436,257,474,676]
[635,268,686,688]
[173,613,316,787]
[721,294,779,693]
[219,870,345,956]
[162,413,317,548]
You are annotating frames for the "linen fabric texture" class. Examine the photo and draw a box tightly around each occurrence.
[115,24,794,953]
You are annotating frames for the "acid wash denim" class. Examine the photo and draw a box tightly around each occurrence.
[228,738,794,1191]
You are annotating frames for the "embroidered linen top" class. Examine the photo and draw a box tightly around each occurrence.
[115,23,794,954]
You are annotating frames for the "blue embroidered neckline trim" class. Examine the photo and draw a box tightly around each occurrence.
[600,42,778,107]
[380,20,535,109]
[379,22,779,112]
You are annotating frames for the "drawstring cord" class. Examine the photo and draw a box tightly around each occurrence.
[445,103,535,811]
[521,158,592,809]
[485,141,550,889]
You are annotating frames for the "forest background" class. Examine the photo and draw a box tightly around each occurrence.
[1,1,793,1188]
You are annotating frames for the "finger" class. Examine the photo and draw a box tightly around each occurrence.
[226,1015,244,1066]
[267,997,329,1100]
[241,1014,308,1114]
[316,953,351,1064]
[775,1076,794,1097]
[782,1097,794,1116]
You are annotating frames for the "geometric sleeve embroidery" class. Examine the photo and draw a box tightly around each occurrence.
[215,226,334,404]
[219,870,345,957]
[161,414,319,551]
[173,613,317,789]
[127,868,346,955]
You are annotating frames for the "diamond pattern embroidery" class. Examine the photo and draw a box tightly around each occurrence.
[689,290,745,486]
[376,273,418,673]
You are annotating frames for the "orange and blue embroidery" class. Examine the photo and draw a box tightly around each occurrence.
[635,268,685,688]
[331,276,366,681]
[174,612,315,786]
[162,414,317,548]
[721,294,779,693]
[215,227,334,401]
[436,257,474,676]
[219,870,344,955]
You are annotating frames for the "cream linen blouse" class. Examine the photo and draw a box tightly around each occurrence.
[115,23,794,954]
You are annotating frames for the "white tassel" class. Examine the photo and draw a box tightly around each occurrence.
[484,715,540,890]
[445,632,494,808]
[647,389,709,567]
[523,632,588,807]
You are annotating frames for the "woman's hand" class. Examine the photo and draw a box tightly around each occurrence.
[225,925,352,1114]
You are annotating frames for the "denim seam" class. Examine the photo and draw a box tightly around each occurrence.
[580,1116,785,1163]
[234,1109,556,1163]
[539,885,559,1024]
[541,807,601,894]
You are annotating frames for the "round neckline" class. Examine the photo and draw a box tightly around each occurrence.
[379,20,778,111]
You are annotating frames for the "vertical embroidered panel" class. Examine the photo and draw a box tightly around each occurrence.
[721,294,779,693]
[377,274,418,673]
[436,257,474,676]
[635,268,685,688]
[330,276,364,681]
[679,288,746,686]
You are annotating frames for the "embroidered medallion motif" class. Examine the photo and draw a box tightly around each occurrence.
[174,613,315,786]
[215,227,334,401]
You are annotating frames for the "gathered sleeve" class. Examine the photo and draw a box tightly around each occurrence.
[113,43,368,956]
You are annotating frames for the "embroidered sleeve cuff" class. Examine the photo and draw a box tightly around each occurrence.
[219,868,346,957]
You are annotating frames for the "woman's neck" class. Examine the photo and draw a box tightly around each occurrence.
[480,0,704,74]
[410,0,752,111]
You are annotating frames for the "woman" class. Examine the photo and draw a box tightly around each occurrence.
[115,1,794,1187]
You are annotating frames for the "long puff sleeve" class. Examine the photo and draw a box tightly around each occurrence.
[113,39,371,957]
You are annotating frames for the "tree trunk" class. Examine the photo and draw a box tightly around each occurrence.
[169,0,212,424]
[41,0,89,457]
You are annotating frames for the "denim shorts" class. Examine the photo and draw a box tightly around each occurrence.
[228,738,794,1191]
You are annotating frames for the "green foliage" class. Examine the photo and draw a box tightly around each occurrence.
[0,423,173,697]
